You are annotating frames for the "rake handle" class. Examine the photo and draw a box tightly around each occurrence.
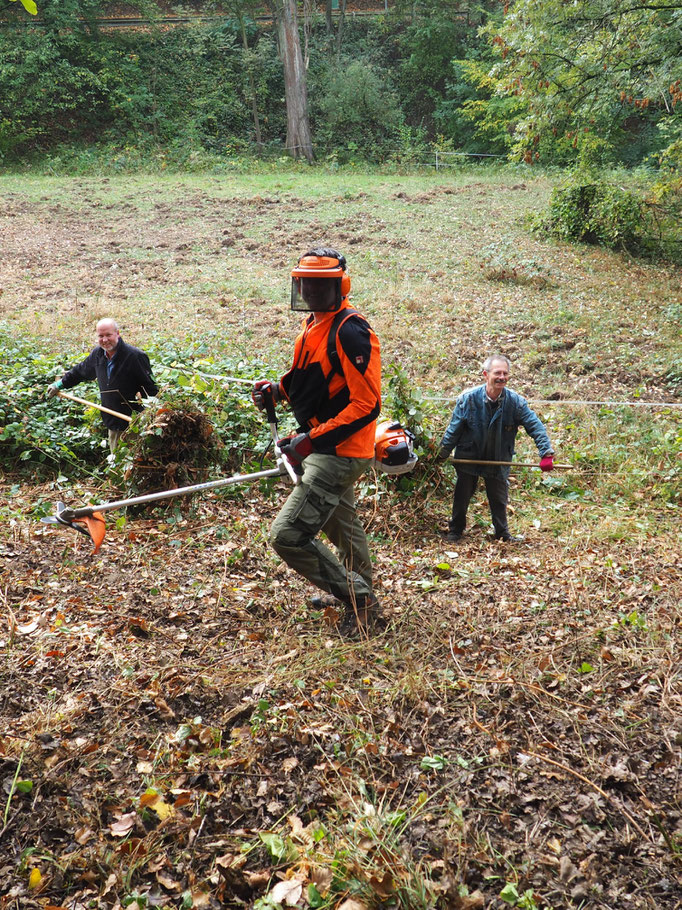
[58,390,132,423]
[450,458,573,470]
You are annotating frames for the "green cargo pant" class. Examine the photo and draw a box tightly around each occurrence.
[270,453,374,604]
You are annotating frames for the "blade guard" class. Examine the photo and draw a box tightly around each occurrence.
[41,505,106,552]
[73,513,106,553]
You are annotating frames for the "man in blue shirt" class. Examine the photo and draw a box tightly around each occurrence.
[48,318,158,452]
[438,355,555,542]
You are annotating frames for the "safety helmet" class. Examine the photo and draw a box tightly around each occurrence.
[291,247,351,313]
[373,420,418,475]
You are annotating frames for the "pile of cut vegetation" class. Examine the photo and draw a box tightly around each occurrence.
[117,395,224,495]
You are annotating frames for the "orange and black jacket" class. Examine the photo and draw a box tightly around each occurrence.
[280,305,381,459]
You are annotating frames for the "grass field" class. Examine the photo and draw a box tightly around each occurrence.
[1,167,681,909]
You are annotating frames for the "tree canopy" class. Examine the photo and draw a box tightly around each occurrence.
[489,0,682,166]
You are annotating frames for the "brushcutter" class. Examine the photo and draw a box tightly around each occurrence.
[260,385,301,486]
[40,465,288,553]
[40,393,300,551]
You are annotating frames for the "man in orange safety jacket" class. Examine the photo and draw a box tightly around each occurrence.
[252,248,381,635]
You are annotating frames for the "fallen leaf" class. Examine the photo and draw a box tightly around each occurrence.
[270,879,303,906]
[110,812,136,836]
[311,866,333,892]
[74,826,94,845]
[157,871,181,891]
[154,697,176,720]
[282,756,298,774]
[28,867,42,890]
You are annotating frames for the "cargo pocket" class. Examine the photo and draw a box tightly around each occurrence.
[291,486,338,537]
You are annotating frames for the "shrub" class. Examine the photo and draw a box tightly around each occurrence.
[541,177,647,254]
[314,60,403,162]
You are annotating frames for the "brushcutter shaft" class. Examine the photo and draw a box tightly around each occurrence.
[262,386,301,486]
[60,466,285,521]
[57,390,132,422]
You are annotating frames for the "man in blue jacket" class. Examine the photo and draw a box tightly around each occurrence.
[48,318,158,452]
[438,355,555,543]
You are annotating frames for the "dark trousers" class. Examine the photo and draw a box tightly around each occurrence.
[450,470,510,538]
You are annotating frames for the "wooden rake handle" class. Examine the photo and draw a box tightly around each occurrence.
[450,458,573,469]
[58,390,132,423]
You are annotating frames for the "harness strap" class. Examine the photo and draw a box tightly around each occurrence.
[325,308,367,380]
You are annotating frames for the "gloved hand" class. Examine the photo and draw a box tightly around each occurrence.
[540,455,554,472]
[437,446,451,463]
[252,379,280,411]
[47,381,63,399]
[278,432,313,466]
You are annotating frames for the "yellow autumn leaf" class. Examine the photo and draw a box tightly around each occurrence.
[152,797,174,820]
[28,867,42,889]
[140,790,174,820]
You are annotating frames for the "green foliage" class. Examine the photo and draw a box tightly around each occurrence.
[540,176,648,255]
[0,1,284,162]
[390,0,474,132]
[0,324,106,477]
[500,882,539,909]
[438,55,525,156]
[479,240,552,288]
[488,0,682,168]
[314,60,403,161]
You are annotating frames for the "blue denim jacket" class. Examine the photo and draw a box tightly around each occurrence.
[440,385,553,477]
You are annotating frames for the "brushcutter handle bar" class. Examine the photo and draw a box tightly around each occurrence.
[263,389,277,425]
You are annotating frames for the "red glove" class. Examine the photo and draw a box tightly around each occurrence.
[540,455,554,472]
[252,380,280,411]
[279,433,313,466]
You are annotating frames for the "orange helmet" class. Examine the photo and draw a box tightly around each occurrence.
[374,421,418,475]
[291,247,351,312]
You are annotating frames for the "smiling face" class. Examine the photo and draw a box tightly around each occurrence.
[483,358,510,399]
[96,320,120,356]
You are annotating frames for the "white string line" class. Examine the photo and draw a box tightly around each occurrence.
[159,364,681,410]
[430,397,682,409]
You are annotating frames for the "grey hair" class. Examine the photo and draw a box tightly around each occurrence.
[96,318,119,332]
[482,354,511,371]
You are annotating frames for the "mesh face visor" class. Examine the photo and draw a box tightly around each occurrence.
[290,254,347,312]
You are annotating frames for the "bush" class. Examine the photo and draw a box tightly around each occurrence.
[541,177,647,254]
[314,60,403,162]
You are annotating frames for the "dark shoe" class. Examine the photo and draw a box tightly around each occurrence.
[495,534,524,543]
[442,529,463,543]
[311,593,341,609]
[339,593,382,637]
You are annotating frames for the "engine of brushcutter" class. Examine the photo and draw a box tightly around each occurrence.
[373,420,418,475]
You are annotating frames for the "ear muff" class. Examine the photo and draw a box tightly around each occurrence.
[341,272,351,299]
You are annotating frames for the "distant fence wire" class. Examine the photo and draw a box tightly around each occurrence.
[283,143,509,166]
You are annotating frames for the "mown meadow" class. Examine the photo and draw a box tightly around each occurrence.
[1,167,680,909]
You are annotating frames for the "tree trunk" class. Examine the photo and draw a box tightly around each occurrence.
[335,0,346,62]
[239,16,263,149]
[270,0,314,162]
